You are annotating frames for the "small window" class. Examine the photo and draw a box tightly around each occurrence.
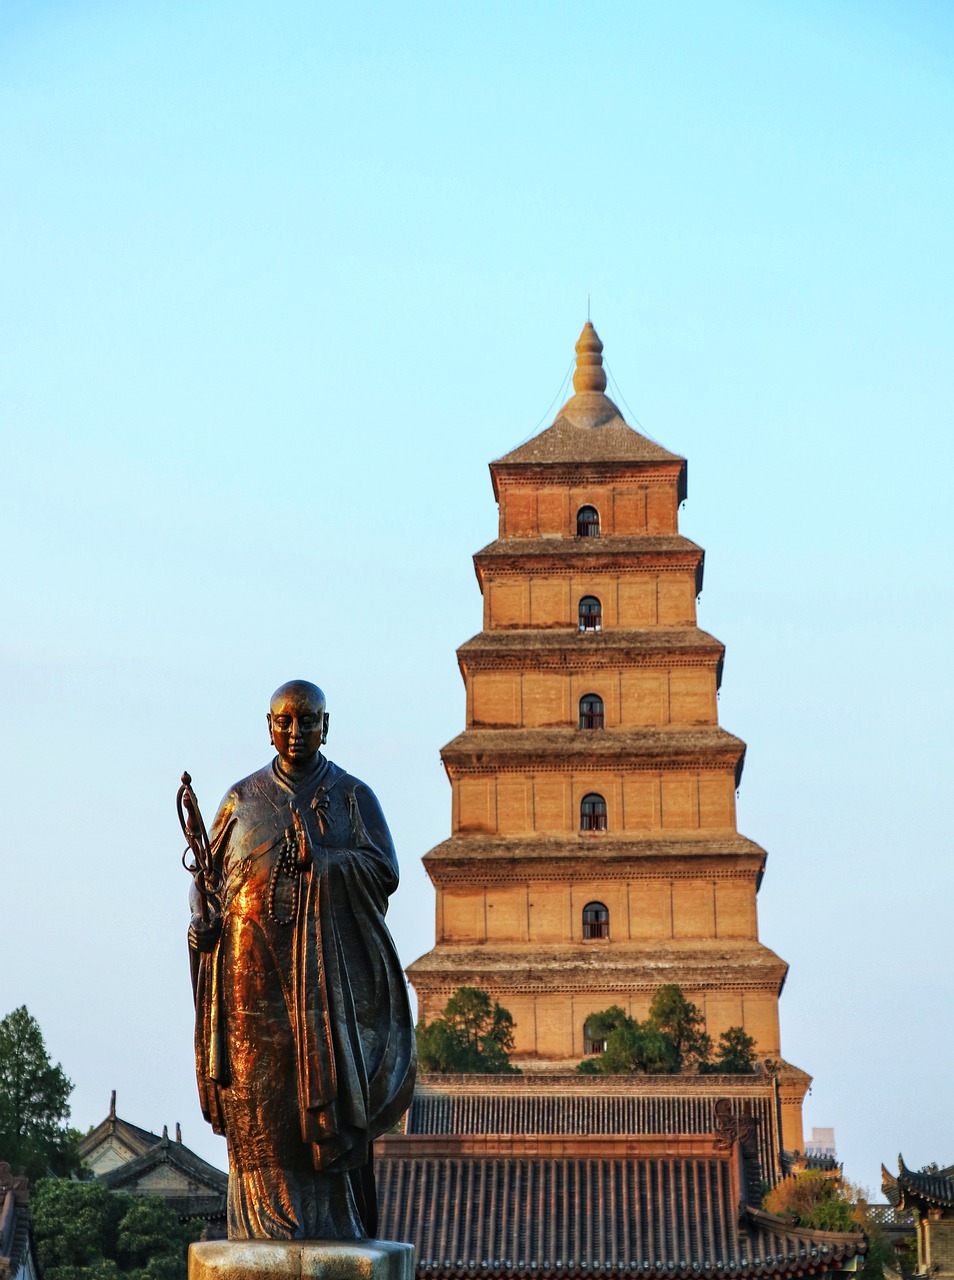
[578,596,602,632]
[583,1017,606,1056]
[579,693,604,730]
[577,505,600,537]
[582,901,609,940]
[580,793,607,832]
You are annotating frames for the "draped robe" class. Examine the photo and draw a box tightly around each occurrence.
[190,753,416,1240]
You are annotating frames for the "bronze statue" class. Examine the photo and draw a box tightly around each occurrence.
[182,680,416,1240]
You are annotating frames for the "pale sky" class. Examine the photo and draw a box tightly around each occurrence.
[2,1,952,1193]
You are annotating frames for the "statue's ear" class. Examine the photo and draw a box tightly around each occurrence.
[321,712,330,745]
[266,712,274,745]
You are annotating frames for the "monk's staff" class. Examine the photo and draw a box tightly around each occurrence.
[177,771,220,924]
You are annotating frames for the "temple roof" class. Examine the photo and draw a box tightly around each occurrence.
[376,1146,864,1279]
[882,1155,954,1211]
[405,1076,786,1187]
[78,1098,227,1226]
[98,1126,227,1196]
[77,1095,164,1167]
[493,324,685,471]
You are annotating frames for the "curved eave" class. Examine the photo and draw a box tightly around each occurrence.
[883,1156,954,1210]
[99,1140,227,1193]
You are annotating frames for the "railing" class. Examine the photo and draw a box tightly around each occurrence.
[580,812,607,832]
[579,711,605,729]
[579,613,602,632]
[583,1038,607,1055]
[577,518,600,537]
[583,920,610,939]
[867,1206,916,1228]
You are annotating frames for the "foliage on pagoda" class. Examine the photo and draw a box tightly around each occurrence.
[416,987,521,1074]
[578,985,757,1076]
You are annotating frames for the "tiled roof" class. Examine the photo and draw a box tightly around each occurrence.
[882,1155,954,1211]
[99,1130,227,1197]
[77,1114,163,1161]
[407,1081,783,1187]
[375,1147,865,1279]
[492,410,685,468]
[78,1104,227,1224]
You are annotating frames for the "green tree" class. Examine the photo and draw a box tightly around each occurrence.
[646,985,711,1071]
[764,1168,856,1232]
[577,986,714,1075]
[416,987,520,1074]
[702,1026,758,1074]
[578,1006,679,1075]
[32,1179,201,1280]
[763,1169,897,1280]
[0,1005,82,1181]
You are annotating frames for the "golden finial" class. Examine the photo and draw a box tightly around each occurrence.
[572,321,607,393]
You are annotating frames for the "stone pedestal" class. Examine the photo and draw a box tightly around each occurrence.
[189,1241,414,1280]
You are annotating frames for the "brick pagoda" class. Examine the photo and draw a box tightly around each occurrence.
[407,322,809,1150]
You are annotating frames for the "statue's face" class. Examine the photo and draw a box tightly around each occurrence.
[267,687,327,768]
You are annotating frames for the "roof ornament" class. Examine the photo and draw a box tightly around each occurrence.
[572,322,607,394]
[109,1089,116,1120]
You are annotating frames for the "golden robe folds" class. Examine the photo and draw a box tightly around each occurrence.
[191,754,416,1239]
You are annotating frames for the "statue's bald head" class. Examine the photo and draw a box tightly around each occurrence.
[267,680,329,771]
[269,679,326,718]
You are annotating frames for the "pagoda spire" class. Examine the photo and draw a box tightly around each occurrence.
[572,321,607,393]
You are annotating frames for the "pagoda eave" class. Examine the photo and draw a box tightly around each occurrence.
[489,437,687,481]
[440,726,746,774]
[408,941,790,994]
[421,834,767,881]
[475,533,703,560]
[474,542,704,591]
[457,626,725,661]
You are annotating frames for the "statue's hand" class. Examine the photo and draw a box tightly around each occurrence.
[188,914,222,953]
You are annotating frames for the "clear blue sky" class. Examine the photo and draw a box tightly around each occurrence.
[2,1,952,1191]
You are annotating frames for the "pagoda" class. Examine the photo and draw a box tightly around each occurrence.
[407,322,809,1151]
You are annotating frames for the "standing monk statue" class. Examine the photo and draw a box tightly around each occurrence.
[185,680,416,1240]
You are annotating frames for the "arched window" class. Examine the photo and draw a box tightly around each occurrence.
[578,596,602,632]
[577,505,600,537]
[579,693,605,730]
[583,1017,606,1056]
[582,901,609,940]
[580,793,607,832]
